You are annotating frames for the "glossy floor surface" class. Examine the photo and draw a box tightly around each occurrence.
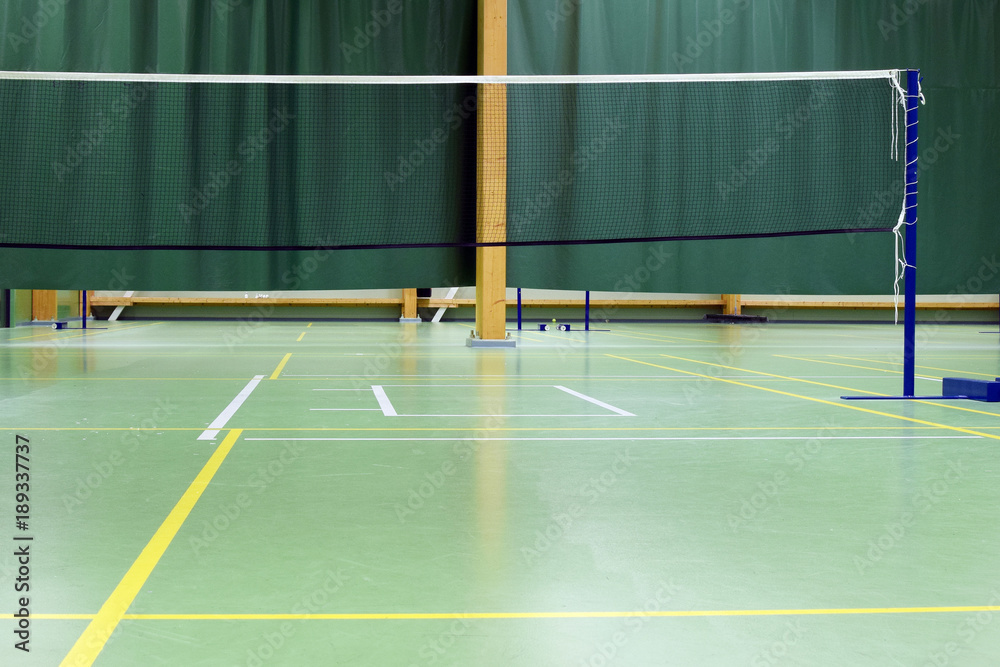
[2,320,999,666]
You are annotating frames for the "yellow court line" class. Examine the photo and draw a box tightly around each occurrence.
[59,429,242,667]
[3,321,161,342]
[663,354,1000,419]
[511,334,549,343]
[307,322,313,328]
[603,330,715,345]
[607,355,1000,442]
[296,332,306,342]
[830,355,1000,379]
[6,425,1000,432]
[773,354,907,376]
[270,353,292,380]
[609,328,715,344]
[659,354,884,397]
[25,606,1000,621]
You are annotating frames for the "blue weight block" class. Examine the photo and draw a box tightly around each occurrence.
[942,377,1000,402]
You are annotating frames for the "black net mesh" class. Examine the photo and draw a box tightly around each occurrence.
[0,75,900,250]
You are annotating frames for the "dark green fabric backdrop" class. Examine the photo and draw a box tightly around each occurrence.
[508,0,999,294]
[0,0,996,294]
[0,0,478,290]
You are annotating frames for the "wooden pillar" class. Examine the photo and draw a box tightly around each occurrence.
[474,0,508,341]
[32,289,57,321]
[401,288,417,320]
[722,293,742,316]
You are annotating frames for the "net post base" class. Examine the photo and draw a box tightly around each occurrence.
[398,317,422,323]
[466,332,516,348]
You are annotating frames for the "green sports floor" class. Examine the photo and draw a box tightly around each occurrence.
[2,319,999,666]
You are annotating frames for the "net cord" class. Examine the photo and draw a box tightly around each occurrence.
[0,70,902,84]
[891,73,924,324]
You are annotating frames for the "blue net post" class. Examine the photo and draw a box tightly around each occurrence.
[585,291,590,331]
[517,288,522,331]
[902,69,919,397]
[82,289,88,330]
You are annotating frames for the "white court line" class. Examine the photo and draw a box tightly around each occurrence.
[371,386,397,417]
[555,386,635,417]
[393,414,630,418]
[313,388,377,391]
[243,436,981,442]
[197,375,265,441]
[284,374,902,380]
[310,409,382,411]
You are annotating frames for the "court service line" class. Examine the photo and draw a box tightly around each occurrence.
[830,354,1000,379]
[198,376,265,440]
[30,605,1000,622]
[555,385,635,416]
[296,332,306,342]
[243,435,978,442]
[4,321,161,342]
[608,355,1000,442]
[661,354,1000,419]
[59,429,242,667]
[371,385,397,416]
[270,353,292,380]
[384,414,629,418]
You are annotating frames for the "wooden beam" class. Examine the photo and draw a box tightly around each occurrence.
[31,290,56,321]
[722,294,741,316]
[401,288,417,320]
[475,0,508,341]
[88,297,404,307]
[741,300,999,310]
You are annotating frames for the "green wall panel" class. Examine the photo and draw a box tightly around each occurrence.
[0,0,477,290]
[507,0,1000,295]
[1,1,996,294]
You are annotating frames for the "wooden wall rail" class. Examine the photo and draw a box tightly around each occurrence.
[88,295,997,311]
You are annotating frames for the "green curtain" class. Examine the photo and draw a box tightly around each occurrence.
[0,0,478,290]
[1,0,997,295]
[508,0,1000,295]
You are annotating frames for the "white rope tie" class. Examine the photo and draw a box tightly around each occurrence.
[892,72,925,325]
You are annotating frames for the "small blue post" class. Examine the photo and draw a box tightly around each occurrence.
[517,288,522,331]
[902,69,919,397]
[585,291,590,331]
